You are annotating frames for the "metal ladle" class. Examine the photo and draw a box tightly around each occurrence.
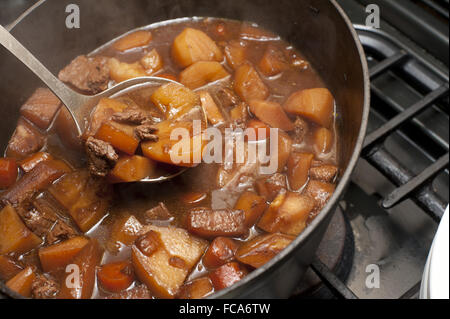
[0,25,188,183]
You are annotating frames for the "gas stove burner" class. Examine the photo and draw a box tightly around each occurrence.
[291,205,354,299]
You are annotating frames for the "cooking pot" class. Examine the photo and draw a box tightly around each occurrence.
[0,0,370,299]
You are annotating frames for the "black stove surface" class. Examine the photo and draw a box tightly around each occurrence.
[0,0,448,300]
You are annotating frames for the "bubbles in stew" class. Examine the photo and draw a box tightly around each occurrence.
[0,18,339,299]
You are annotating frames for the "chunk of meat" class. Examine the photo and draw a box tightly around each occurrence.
[304,180,336,212]
[38,236,89,272]
[234,191,267,227]
[234,63,269,103]
[202,237,239,269]
[309,165,338,183]
[46,220,78,245]
[85,137,119,177]
[15,205,55,238]
[131,225,208,298]
[286,152,314,191]
[112,108,154,125]
[180,61,229,89]
[283,88,335,128]
[108,155,156,183]
[177,277,214,299]
[236,233,294,268]
[248,99,294,131]
[6,118,46,160]
[0,158,18,189]
[6,266,36,297]
[104,284,152,299]
[257,191,314,236]
[113,30,152,52]
[172,28,223,68]
[293,117,309,144]
[1,159,71,206]
[186,208,248,238]
[144,202,173,222]
[258,45,288,77]
[0,255,23,281]
[20,88,61,130]
[58,55,110,94]
[224,40,247,69]
[209,262,247,291]
[217,87,240,109]
[58,239,103,299]
[255,173,287,202]
[31,274,59,299]
[134,124,159,142]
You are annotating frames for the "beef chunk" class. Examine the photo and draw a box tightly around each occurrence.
[304,180,335,212]
[46,220,78,245]
[134,124,158,142]
[112,108,156,125]
[293,117,309,144]
[309,165,338,183]
[104,284,151,299]
[144,202,173,222]
[58,55,110,94]
[31,274,59,299]
[255,173,287,202]
[186,208,248,238]
[6,118,45,159]
[16,205,55,238]
[217,88,240,109]
[20,88,62,130]
[85,137,119,177]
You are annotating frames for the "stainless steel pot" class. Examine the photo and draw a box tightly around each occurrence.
[0,0,370,299]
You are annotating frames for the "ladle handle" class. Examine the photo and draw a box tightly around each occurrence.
[0,25,85,130]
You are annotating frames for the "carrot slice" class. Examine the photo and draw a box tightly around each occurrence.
[98,261,134,293]
[0,158,18,189]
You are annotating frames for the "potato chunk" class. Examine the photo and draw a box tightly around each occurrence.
[172,28,223,68]
[151,83,200,119]
[234,63,269,103]
[287,152,314,191]
[248,99,294,131]
[59,239,103,299]
[272,131,292,173]
[108,155,155,183]
[107,215,143,252]
[225,40,247,69]
[0,205,42,255]
[38,236,89,272]
[180,61,229,89]
[255,173,287,202]
[140,49,163,74]
[6,266,36,297]
[234,191,267,227]
[186,208,248,239]
[199,91,225,125]
[177,277,214,299]
[236,233,294,268]
[313,127,334,154]
[257,192,314,236]
[0,255,23,281]
[132,225,207,298]
[108,58,146,83]
[283,88,335,128]
[49,170,112,232]
[258,46,288,77]
[304,180,336,212]
[309,165,338,183]
[113,30,152,52]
